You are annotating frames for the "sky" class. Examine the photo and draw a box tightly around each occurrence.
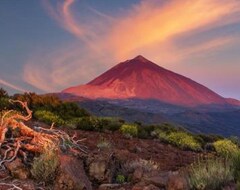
[0,0,240,99]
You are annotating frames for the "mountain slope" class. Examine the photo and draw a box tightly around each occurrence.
[63,55,239,106]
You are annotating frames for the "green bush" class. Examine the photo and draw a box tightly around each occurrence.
[195,134,224,144]
[137,127,149,139]
[213,139,239,157]
[188,158,234,190]
[97,137,111,150]
[34,110,65,126]
[31,144,59,183]
[0,88,8,98]
[229,136,240,147]
[116,174,125,184]
[230,151,240,180]
[0,97,11,110]
[120,124,138,137]
[98,117,122,131]
[158,131,169,142]
[157,131,202,151]
[76,116,98,131]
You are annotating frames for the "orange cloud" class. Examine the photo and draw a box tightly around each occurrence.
[107,0,240,59]
[24,0,240,92]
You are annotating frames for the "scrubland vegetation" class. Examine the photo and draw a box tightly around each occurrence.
[1,87,240,189]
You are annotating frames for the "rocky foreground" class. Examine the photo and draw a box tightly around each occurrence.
[0,120,209,190]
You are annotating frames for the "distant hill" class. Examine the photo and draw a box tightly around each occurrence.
[61,55,240,136]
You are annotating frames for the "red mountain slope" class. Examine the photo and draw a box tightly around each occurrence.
[63,55,239,106]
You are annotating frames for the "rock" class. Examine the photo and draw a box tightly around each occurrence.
[144,176,168,188]
[222,183,237,190]
[132,184,160,190]
[89,160,108,182]
[0,169,9,179]
[98,183,122,190]
[167,174,189,190]
[143,184,160,190]
[4,158,30,180]
[132,167,143,182]
[54,154,92,190]
[21,180,36,190]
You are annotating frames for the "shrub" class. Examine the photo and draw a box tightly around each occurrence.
[188,158,234,190]
[31,143,59,183]
[195,134,224,144]
[158,131,169,142]
[157,131,202,151]
[120,124,138,137]
[0,88,8,98]
[230,151,240,180]
[34,110,65,126]
[229,136,240,147]
[76,116,98,131]
[137,127,149,139]
[213,139,239,157]
[0,97,10,110]
[54,102,90,120]
[97,137,111,150]
[116,174,125,184]
[123,159,159,173]
[97,117,122,131]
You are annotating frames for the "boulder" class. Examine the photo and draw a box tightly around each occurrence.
[98,183,122,190]
[54,154,92,190]
[132,167,143,182]
[144,175,168,188]
[167,174,189,190]
[89,160,108,182]
[132,183,160,190]
[143,184,160,190]
[4,158,30,180]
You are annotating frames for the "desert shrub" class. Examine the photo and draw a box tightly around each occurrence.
[137,127,149,139]
[213,139,239,157]
[157,123,185,133]
[97,117,122,131]
[120,124,138,137]
[195,134,224,144]
[0,97,11,110]
[0,88,8,98]
[76,116,98,131]
[31,143,59,183]
[34,110,65,126]
[158,131,169,142]
[188,158,234,190]
[54,102,90,120]
[75,116,123,131]
[229,136,240,147]
[116,174,125,184]
[97,137,111,150]
[230,151,240,180]
[157,131,202,151]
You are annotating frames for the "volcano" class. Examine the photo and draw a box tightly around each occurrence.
[62,55,239,106]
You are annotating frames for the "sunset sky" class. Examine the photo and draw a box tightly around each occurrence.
[0,0,240,99]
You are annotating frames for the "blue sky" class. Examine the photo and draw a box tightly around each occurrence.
[0,0,240,100]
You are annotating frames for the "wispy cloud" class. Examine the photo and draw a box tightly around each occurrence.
[24,0,240,92]
[0,78,27,92]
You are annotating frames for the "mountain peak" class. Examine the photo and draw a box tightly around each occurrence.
[62,56,239,106]
[132,55,149,62]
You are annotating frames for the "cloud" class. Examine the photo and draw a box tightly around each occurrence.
[24,0,240,92]
[0,78,27,92]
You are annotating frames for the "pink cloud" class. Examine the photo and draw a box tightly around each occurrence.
[24,0,240,92]
[0,78,27,92]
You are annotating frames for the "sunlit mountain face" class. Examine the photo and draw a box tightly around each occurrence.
[63,55,239,107]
